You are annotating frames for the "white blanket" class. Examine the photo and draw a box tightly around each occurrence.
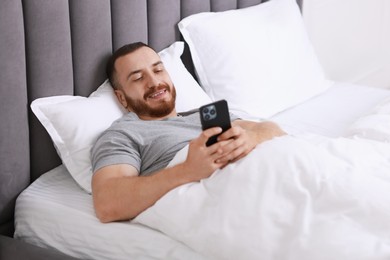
[134,133,390,259]
[345,96,390,142]
[134,96,390,260]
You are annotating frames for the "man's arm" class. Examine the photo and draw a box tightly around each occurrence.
[232,120,286,144]
[92,121,285,222]
[92,127,229,222]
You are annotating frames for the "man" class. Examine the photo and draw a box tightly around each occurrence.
[91,42,286,222]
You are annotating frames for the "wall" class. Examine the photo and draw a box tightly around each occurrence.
[302,0,390,89]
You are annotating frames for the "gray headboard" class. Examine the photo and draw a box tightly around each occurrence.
[0,0,302,236]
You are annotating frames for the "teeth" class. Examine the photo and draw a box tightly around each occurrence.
[150,90,165,98]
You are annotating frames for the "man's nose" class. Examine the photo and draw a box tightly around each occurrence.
[146,74,160,88]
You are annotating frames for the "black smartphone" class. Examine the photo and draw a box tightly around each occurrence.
[199,100,231,146]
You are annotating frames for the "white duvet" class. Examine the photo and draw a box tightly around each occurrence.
[345,96,390,143]
[134,98,390,260]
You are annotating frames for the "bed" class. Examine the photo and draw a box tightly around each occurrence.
[1,0,390,259]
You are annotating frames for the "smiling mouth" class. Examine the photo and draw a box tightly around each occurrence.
[147,89,168,100]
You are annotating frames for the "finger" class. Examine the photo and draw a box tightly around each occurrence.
[208,139,235,157]
[198,127,222,143]
[219,161,230,169]
[216,137,244,156]
[216,145,249,164]
[229,150,249,163]
[217,126,242,141]
[210,152,230,169]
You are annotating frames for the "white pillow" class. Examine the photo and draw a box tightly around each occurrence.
[31,42,210,193]
[179,0,332,118]
[31,80,125,193]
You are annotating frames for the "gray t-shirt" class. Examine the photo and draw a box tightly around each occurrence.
[91,111,238,176]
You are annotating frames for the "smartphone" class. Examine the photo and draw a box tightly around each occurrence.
[199,100,231,146]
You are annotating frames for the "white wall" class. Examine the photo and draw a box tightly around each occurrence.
[302,0,390,89]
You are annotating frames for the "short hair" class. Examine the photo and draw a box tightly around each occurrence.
[106,42,153,90]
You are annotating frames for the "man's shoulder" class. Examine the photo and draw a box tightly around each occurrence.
[97,113,137,138]
[109,112,138,127]
[94,113,143,148]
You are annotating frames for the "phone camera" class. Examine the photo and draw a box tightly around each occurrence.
[202,105,217,121]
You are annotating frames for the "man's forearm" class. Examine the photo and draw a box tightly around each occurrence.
[233,120,286,145]
[92,163,191,222]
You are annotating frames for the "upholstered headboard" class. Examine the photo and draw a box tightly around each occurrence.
[0,0,302,236]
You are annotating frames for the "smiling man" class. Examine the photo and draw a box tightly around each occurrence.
[91,42,286,222]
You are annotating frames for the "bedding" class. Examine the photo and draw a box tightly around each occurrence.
[14,165,202,260]
[135,135,390,259]
[345,95,390,142]
[270,82,390,137]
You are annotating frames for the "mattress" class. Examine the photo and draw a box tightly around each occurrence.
[14,82,390,259]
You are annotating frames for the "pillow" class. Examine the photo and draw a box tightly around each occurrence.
[31,41,210,193]
[31,80,125,193]
[179,0,333,119]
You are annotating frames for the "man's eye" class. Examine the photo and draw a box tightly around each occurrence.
[155,65,164,73]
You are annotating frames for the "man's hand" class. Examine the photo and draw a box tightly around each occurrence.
[214,120,286,164]
[180,127,231,181]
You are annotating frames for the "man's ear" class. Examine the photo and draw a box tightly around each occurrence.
[114,89,129,110]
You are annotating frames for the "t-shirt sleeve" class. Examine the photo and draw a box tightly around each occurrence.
[230,112,240,121]
[91,130,141,174]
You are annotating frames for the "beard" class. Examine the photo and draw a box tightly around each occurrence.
[125,84,176,119]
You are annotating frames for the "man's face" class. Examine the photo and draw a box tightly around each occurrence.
[114,46,176,120]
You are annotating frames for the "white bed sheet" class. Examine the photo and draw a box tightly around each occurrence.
[14,82,390,259]
[270,82,390,137]
[14,165,202,260]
